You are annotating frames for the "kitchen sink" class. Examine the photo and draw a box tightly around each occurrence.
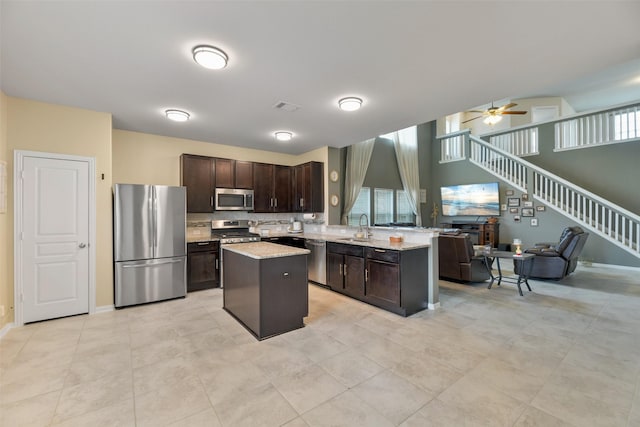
[336,237,371,243]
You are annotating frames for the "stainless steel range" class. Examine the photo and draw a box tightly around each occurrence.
[213,220,260,287]
[211,220,260,244]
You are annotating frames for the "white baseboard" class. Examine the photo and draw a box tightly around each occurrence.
[580,261,640,272]
[95,305,115,314]
[0,323,15,340]
[428,302,441,310]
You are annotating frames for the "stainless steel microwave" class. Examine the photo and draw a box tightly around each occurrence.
[215,188,254,211]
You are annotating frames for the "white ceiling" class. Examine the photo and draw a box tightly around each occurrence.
[2,1,640,154]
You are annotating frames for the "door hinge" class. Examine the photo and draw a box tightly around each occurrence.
[20,293,24,302]
[21,170,25,179]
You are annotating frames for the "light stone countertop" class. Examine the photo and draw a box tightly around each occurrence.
[266,231,431,251]
[222,242,310,259]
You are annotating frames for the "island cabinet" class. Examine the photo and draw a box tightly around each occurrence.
[294,161,324,213]
[327,242,429,316]
[223,242,309,340]
[327,243,365,299]
[253,163,292,213]
[215,158,253,189]
[181,154,214,213]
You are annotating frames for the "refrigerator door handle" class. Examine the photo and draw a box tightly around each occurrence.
[121,259,183,268]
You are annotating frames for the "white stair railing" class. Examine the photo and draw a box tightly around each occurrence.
[469,135,640,258]
[489,127,539,157]
[555,103,640,151]
[436,129,469,163]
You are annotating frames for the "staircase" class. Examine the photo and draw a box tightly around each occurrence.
[468,134,640,259]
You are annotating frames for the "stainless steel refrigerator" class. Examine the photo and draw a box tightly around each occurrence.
[114,184,187,308]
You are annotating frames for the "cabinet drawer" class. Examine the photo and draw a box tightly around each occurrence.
[365,247,399,263]
[188,241,219,253]
[327,242,364,257]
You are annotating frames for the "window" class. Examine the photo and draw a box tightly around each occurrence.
[614,110,640,141]
[347,187,370,226]
[348,187,415,226]
[396,190,414,223]
[374,188,394,225]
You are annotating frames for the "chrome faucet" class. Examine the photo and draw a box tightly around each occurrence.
[358,213,370,239]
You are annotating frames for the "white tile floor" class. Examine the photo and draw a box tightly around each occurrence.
[1,264,639,426]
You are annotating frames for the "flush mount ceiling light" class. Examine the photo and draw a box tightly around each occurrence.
[165,109,190,122]
[338,97,363,112]
[274,131,293,141]
[192,45,228,69]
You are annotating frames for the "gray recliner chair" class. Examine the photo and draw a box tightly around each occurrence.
[515,226,589,280]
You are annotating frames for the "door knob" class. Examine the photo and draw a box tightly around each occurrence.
[79,243,87,248]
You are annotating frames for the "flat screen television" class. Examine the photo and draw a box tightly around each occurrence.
[440,182,500,216]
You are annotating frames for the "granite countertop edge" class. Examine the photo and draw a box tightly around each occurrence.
[222,242,310,260]
[188,232,431,251]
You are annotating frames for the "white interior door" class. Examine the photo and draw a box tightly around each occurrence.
[20,155,90,323]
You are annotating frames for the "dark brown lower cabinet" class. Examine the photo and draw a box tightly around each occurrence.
[327,242,429,316]
[187,241,220,291]
[326,243,365,299]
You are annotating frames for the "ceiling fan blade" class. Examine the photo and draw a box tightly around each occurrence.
[461,116,483,124]
[497,102,518,111]
[466,110,485,113]
[501,111,527,115]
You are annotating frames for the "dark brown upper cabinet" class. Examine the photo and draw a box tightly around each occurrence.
[253,163,292,213]
[294,161,324,213]
[215,158,253,189]
[181,154,214,213]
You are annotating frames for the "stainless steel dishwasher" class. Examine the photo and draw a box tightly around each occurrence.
[304,239,326,286]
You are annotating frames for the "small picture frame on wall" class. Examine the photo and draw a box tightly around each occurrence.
[522,193,529,201]
[522,208,534,217]
[501,204,507,211]
[508,197,520,207]
[514,215,521,223]
[523,201,533,208]
[505,189,515,196]
[531,218,539,227]
[509,207,519,214]
[536,205,546,212]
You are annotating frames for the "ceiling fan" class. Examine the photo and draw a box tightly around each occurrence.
[462,102,527,125]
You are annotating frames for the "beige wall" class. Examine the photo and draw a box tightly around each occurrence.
[112,130,327,186]
[0,92,9,329]
[4,97,113,325]
[113,129,329,217]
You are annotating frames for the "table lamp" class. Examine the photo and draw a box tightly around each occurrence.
[513,238,522,256]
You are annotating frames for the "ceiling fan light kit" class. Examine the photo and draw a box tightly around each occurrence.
[462,102,527,124]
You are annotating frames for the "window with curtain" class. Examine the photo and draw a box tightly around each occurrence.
[348,186,416,226]
[374,188,394,225]
[396,190,415,223]
[347,187,371,226]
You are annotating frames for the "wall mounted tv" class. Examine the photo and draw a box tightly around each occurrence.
[440,182,500,216]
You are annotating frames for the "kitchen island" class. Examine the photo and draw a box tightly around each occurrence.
[222,242,310,340]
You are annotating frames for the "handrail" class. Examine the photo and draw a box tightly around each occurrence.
[469,134,640,257]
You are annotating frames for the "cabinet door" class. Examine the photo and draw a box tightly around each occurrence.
[344,255,365,298]
[235,161,253,189]
[273,165,292,212]
[295,162,324,212]
[253,163,274,212]
[327,252,344,291]
[187,250,219,291]
[181,154,214,213]
[366,259,400,306]
[215,158,235,188]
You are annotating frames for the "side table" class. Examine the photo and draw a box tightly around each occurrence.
[483,250,535,296]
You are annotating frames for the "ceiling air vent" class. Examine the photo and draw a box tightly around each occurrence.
[273,101,300,112]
